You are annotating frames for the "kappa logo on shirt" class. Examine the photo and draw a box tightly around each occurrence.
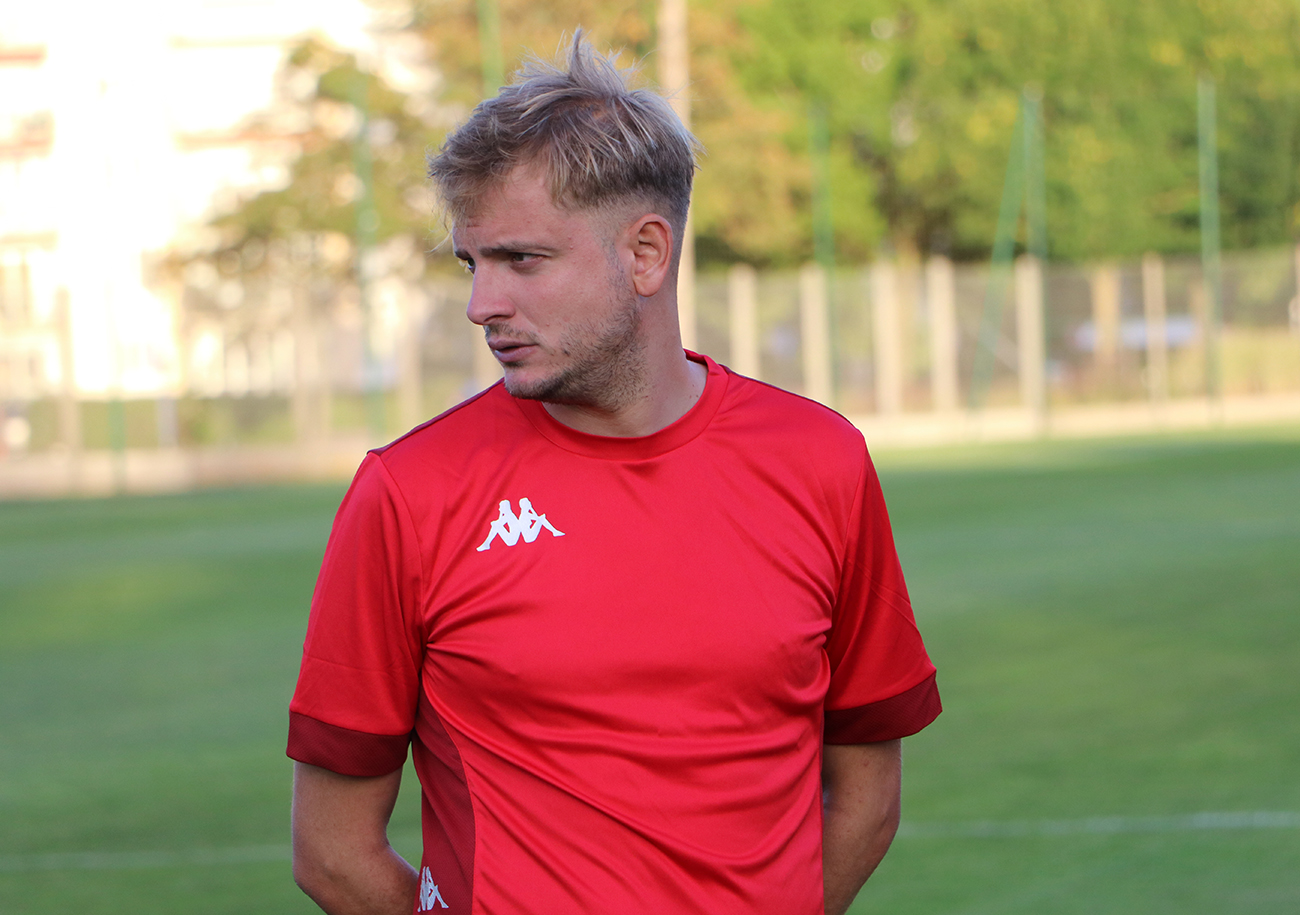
[476,497,565,552]
[419,866,449,910]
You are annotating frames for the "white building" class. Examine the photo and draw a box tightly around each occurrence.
[0,0,378,412]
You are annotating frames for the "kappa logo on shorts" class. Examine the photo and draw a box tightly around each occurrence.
[418,866,449,910]
[476,497,565,552]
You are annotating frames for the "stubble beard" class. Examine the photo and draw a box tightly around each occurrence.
[495,282,648,413]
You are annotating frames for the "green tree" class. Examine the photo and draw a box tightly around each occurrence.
[178,0,1300,278]
[732,0,1300,262]
[395,0,813,265]
[209,38,437,263]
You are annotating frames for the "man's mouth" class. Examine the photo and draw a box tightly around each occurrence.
[488,339,536,362]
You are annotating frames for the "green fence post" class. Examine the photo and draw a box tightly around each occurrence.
[970,101,1026,409]
[1197,75,1223,407]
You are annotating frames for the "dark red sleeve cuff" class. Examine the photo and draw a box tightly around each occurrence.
[824,672,942,744]
[287,711,411,777]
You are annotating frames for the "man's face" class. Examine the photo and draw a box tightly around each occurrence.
[452,167,646,410]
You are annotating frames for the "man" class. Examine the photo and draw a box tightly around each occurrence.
[288,33,939,915]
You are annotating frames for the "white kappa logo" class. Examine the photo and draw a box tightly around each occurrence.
[476,497,565,552]
[419,866,449,910]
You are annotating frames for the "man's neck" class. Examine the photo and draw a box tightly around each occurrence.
[543,348,707,437]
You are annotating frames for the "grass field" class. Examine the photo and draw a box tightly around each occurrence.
[1,426,1297,914]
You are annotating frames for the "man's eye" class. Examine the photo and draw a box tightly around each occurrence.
[511,253,538,264]
[461,259,475,274]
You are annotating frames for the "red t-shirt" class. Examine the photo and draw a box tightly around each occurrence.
[288,354,939,914]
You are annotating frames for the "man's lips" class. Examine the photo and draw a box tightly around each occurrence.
[488,340,537,362]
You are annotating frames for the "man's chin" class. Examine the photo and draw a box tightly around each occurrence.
[502,370,562,402]
[503,368,590,406]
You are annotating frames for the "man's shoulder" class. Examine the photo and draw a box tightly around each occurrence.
[368,382,527,472]
[719,367,866,451]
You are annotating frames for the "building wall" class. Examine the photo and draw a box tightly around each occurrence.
[0,0,375,399]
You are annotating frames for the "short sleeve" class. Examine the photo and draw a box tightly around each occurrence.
[823,445,940,744]
[287,452,426,775]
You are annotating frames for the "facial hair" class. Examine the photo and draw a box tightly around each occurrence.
[491,262,648,413]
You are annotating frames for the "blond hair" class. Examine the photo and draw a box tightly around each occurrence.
[428,32,701,248]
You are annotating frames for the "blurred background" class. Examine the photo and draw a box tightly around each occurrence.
[3,0,1300,494]
[1,1,1297,913]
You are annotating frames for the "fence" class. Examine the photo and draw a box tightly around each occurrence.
[3,243,1300,495]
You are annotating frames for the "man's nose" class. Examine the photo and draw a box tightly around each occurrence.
[466,269,514,327]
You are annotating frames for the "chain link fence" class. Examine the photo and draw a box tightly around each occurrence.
[2,243,1299,486]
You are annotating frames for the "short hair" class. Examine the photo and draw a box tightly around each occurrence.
[428,32,701,246]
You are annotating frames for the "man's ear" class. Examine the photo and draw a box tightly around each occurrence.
[626,214,675,297]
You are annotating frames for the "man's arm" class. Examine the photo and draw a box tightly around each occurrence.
[291,761,418,915]
[821,740,903,915]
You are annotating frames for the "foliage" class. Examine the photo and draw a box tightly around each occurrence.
[733,0,1300,263]
[157,36,444,358]
[178,0,1300,278]
[234,41,435,252]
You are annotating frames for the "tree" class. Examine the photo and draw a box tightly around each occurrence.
[179,0,1300,278]
[732,0,1300,262]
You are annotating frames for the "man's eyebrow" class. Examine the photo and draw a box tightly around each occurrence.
[457,241,562,260]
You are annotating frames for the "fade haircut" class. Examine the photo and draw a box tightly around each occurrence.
[428,32,701,252]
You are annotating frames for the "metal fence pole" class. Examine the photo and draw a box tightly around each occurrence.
[800,263,833,405]
[55,287,81,456]
[659,0,696,351]
[1142,252,1169,408]
[1015,253,1046,429]
[728,264,760,378]
[1091,264,1121,376]
[870,260,903,415]
[926,255,959,412]
[397,285,425,432]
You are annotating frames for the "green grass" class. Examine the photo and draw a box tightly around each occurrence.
[1,427,1297,913]
[856,426,1300,913]
[0,485,424,914]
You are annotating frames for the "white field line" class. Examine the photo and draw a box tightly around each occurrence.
[1,814,1296,873]
[897,810,1300,839]
[0,844,291,873]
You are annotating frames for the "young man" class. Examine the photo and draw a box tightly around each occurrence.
[288,34,939,915]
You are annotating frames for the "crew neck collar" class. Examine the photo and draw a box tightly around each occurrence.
[512,352,728,460]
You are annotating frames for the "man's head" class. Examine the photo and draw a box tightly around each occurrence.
[430,34,704,418]
[427,32,701,264]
